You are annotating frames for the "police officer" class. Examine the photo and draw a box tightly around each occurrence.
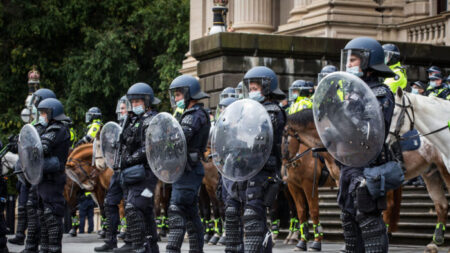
[382,43,407,94]
[317,65,338,84]
[235,81,245,99]
[426,72,450,100]
[36,98,72,253]
[78,191,95,234]
[411,81,426,95]
[95,96,132,253]
[166,75,211,253]
[75,107,103,147]
[427,65,442,78]
[224,66,286,253]
[220,87,238,102]
[8,88,59,253]
[287,80,314,115]
[339,37,395,252]
[117,83,160,253]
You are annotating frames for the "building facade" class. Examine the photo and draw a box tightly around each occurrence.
[181,0,450,75]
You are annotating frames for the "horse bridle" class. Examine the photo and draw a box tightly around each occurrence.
[390,93,448,141]
[67,158,99,184]
[282,127,312,168]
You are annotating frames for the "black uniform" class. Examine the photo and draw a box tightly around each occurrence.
[0,155,7,253]
[337,76,394,253]
[119,110,159,253]
[38,121,71,253]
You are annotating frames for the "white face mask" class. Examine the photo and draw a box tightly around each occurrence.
[249,91,265,102]
[411,88,419,94]
[39,116,48,127]
[429,81,437,88]
[346,66,363,77]
[132,105,145,115]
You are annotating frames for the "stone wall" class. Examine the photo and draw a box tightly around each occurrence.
[191,32,450,108]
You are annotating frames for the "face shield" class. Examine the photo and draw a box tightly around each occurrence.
[116,98,131,121]
[288,87,300,102]
[317,73,329,84]
[215,104,227,121]
[340,49,370,73]
[219,92,238,103]
[384,50,399,65]
[243,77,272,97]
[235,85,247,99]
[169,87,190,108]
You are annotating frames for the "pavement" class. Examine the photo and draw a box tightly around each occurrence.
[5,233,450,252]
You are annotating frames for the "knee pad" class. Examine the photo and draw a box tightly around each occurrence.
[358,215,388,253]
[243,207,265,234]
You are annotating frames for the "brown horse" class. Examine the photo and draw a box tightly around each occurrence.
[64,144,120,227]
[287,109,450,251]
[282,126,338,251]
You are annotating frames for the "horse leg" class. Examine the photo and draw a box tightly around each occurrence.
[287,183,307,249]
[422,165,448,248]
[199,184,213,241]
[383,189,401,234]
[269,190,281,240]
[154,180,164,236]
[304,176,322,251]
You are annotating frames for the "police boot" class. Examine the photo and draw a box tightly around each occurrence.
[112,242,132,253]
[166,205,186,253]
[45,208,63,253]
[358,214,388,253]
[125,204,148,253]
[94,243,117,252]
[224,206,243,253]
[22,203,40,253]
[9,206,27,245]
[340,212,364,253]
[186,217,204,253]
[217,232,226,246]
[38,209,49,253]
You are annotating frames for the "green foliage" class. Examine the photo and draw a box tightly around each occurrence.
[0,0,189,140]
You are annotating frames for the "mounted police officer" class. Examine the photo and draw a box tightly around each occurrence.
[287,80,314,115]
[426,72,450,100]
[166,75,210,253]
[117,83,160,253]
[223,66,286,253]
[9,89,59,253]
[382,43,407,94]
[338,37,396,252]
[95,95,132,253]
[36,98,72,253]
[75,107,103,147]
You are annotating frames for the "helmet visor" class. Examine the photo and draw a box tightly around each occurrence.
[115,98,132,120]
[169,87,190,108]
[235,85,247,99]
[219,92,238,103]
[243,77,272,97]
[384,50,399,65]
[317,73,328,84]
[341,49,370,72]
[288,87,300,102]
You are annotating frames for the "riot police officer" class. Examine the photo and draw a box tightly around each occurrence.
[287,80,314,115]
[339,37,395,252]
[36,98,72,253]
[166,75,211,253]
[382,43,407,94]
[426,72,450,100]
[317,65,338,84]
[75,107,103,147]
[95,95,132,253]
[220,87,238,103]
[224,66,286,253]
[235,82,245,99]
[117,83,160,253]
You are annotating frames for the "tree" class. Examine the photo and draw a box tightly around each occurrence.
[0,0,189,140]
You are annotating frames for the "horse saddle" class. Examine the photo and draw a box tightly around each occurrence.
[399,129,421,151]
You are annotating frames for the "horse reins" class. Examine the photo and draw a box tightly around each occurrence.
[67,158,99,183]
[391,94,449,141]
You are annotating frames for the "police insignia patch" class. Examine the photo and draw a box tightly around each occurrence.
[394,75,399,80]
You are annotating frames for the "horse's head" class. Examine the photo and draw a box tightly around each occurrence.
[2,152,18,175]
[65,144,97,191]
[93,138,108,170]
[286,109,324,148]
[389,88,415,144]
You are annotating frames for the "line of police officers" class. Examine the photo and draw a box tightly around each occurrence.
[2,35,450,253]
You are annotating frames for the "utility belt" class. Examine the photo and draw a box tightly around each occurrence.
[120,164,148,185]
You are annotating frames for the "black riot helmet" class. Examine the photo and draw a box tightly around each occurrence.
[341,37,395,78]
[169,75,209,108]
[85,107,102,124]
[243,66,286,100]
[28,88,56,108]
[127,82,161,108]
[37,98,68,122]
[382,43,401,66]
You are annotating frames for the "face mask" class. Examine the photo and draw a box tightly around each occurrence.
[346,66,363,77]
[176,99,185,109]
[411,88,419,94]
[32,105,37,115]
[292,93,298,100]
[429,81,437,88]
[132,105,145,115]
[249,91,265,102]
[39,116,48,127]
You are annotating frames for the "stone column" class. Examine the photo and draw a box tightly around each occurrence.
[232,0,274,33]
[287,0,310,23]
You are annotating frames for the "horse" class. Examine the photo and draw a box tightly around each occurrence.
[64,143,118,232]
[1,152,17,175]
[390,89,450,170]
[287,109,450,251]
[281,128,338,251]
[154,180,171,237]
